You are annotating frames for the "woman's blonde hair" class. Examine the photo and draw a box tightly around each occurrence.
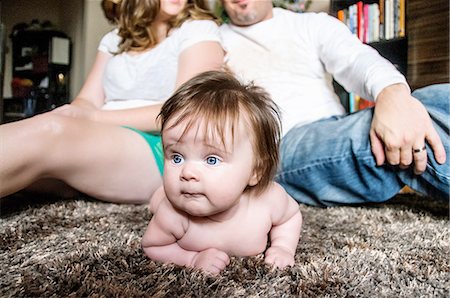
[116,0,219,53]
[101,0,121,24]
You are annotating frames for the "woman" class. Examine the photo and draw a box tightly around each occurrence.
[0,0,224,203]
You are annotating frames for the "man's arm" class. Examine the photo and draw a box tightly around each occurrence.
[312,14,446,173]
[370,83,446,174]
[313,13,407,101]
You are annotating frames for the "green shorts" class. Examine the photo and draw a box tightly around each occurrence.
[122,126,164,175]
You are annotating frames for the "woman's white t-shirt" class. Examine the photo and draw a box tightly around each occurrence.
[99,20,221,110]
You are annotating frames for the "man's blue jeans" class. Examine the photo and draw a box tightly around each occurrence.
[276,84,450,206]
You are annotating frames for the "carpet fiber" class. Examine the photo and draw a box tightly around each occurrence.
[1,193,449,297]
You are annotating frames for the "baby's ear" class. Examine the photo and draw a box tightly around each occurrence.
[248,170,260,187]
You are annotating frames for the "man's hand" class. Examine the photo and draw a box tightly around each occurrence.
[370,84,446,174]
[264,246,295,269]
[191,248,230,275]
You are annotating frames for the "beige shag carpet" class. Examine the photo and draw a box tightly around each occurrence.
[0,193,449,297]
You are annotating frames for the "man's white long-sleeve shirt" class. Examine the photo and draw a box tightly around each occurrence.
[220,8,407,135]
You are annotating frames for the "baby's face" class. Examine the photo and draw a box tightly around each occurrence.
[162,117,258,217]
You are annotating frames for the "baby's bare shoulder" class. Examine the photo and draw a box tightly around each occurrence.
[255,182,299,217]
[265,184,301,226]
[257,182,291,202]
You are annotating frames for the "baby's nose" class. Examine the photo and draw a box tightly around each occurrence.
[180,162,200,181]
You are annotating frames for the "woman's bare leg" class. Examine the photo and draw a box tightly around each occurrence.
[25,178,79,198]
[0,113,162,204]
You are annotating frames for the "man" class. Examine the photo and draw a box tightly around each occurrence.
[219,0,449,206]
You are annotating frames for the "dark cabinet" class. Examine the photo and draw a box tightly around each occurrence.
[3,27,71,122]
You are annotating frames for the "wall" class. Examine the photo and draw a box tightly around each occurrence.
[307,0,330,13]
[407,0,449,89]
[58,1,85,99]
[81,0,115,95]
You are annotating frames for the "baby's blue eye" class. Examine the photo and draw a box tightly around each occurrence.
[172,154,184,164]
[206,156,220,165]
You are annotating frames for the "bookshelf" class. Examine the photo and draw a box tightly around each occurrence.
[330,0,449,106]
[330,0,407,112]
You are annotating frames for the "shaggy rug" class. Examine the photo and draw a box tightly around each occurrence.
[0,192,449,297]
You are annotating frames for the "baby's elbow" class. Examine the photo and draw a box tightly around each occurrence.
[141,234,155,256]
[297,208,303,225]
[294,210,303,238]
[141,238,149,254]
[141,241,156,260]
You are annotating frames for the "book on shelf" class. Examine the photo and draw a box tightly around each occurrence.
[357,1,364,41]
[379,0,385,39]
[336,0,405,43]
[398,0,405,37]
[348,93,376,113]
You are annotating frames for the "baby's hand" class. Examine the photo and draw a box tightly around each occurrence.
[191,248,230,275]
[264,246,295,269]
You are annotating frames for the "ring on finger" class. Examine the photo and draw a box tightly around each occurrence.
[412,145,426,154]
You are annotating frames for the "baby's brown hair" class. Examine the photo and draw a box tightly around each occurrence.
[158,71,281,194]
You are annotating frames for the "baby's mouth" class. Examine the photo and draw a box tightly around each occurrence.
[181,192,203,198]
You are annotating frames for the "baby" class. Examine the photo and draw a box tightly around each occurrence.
[142,71,302,274]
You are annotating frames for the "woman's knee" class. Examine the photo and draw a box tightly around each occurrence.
[31,112,79,139]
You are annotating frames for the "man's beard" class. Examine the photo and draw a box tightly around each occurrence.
[233,11,259,26]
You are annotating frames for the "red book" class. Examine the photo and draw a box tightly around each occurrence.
[357,1,364,41]
[363,3,369,43]
[359,98,376,110]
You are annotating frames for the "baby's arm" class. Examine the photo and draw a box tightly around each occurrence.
[142,195,229,274]
[142,211,194,266]
[148,186,165,214]
[265,183,303,269]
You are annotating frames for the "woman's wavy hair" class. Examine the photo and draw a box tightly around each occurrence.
[113,0,219,53]
[159,71,282,195]
[101,0,121,24]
